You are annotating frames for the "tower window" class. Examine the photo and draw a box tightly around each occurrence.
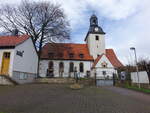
[93,19,96,24]
[96,36,99,40]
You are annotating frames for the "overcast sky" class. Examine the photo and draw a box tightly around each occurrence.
[0,0,150,65]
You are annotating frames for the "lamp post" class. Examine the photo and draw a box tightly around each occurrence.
[130,47,140,88]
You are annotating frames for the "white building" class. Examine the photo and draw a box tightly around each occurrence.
[0,35,38,84]
[39,14,123,79]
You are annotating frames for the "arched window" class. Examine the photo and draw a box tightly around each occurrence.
[49,61,53,69]
[69,62,74,72]
[79,62,84,72]
[59,62,64,72]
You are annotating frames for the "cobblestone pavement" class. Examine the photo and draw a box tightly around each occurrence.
[0,84,149,113]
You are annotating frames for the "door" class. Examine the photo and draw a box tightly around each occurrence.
[0,52,11,75]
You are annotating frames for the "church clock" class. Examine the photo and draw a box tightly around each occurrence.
[94,27,99,32]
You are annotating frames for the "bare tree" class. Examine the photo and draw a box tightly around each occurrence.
[0,0,70,76]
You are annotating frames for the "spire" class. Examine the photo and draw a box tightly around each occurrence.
[88,14,105,34]
[90,14,98,26]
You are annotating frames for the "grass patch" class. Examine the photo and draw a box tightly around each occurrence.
[125,85,150,93]
[79,78,88,80]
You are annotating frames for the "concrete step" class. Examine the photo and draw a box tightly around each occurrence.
[0,75,18,85]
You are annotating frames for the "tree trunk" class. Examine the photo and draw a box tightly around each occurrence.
[37,36,44,78]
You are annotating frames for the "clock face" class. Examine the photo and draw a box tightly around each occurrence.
[94,27,99,32]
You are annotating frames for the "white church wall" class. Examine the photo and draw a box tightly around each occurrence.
[95,68,117,79]
[87,33,105,59]
[0,49,15,76]
[95,55,113,68]
[39,60,93,78]
[93,55,117,79]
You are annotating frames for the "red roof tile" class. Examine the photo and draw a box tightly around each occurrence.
[41,43,123,67]
[106,49,123,67]
[0,35,29,47]
[41,43,94,61]
[92,49,123,68]
[92,54,104,68]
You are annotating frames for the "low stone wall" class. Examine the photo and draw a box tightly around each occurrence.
[0,75,14,85]
[35,77,95,85]
[78,78,95,86]
[35,78,75,84]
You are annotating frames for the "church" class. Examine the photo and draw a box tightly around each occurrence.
[39,14,123,80]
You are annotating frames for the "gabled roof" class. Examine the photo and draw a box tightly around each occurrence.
[41,43,94,61]
[106,49,123,68]
[92,54,104,68]
[0,35,29,48]
[41,43,123,67]
[92,49,123,68]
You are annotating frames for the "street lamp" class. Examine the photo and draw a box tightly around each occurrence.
[130,47,140,88]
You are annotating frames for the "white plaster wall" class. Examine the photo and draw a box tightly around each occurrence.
[131,71,149,83]
[86,33,105,59]
[13,38,38,74]
[93,55,116,79]
[39,60,93,78]
[95,55,113,68]
[95,68,117,79]
[0,49,15,76]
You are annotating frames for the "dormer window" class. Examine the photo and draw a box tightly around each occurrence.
[79,54,84,58]
[69,53,74,58]
[96,35,99,40]
[48,52,54,58]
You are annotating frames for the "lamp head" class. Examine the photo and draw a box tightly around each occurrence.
[130,47,135,50]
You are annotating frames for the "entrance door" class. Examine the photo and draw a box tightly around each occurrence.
[1,52,11,75]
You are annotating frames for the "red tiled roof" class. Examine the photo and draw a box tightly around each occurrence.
[41,43,94,61]
[41,43,123,67]
[106,49,123,68]
[92,49,123,68]
[0,35,29,47]
[92,54,104,68]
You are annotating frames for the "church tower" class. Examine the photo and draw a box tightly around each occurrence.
[85,14,106,59]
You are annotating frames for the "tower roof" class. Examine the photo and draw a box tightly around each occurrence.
[90,14,97,19]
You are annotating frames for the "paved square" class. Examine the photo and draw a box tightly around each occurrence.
[0,84,150,113]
